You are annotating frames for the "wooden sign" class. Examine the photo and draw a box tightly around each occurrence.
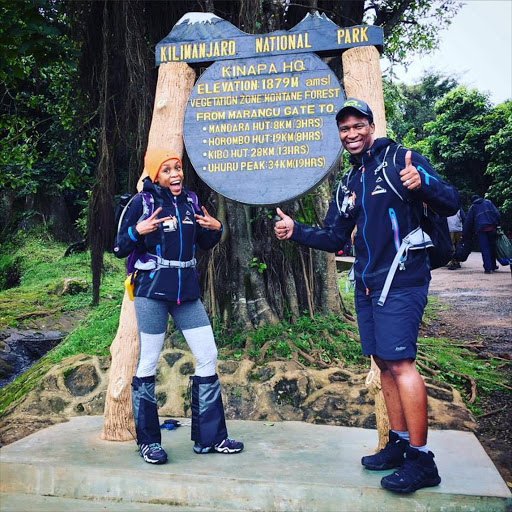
[159,12,383,205]
[157,12,383,65]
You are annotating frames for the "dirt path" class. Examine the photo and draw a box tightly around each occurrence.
[427,252,511,487]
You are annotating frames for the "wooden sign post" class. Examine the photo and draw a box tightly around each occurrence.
[101,62,195,441]
[102,12,388,447]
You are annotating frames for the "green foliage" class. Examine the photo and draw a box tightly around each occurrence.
[0,0,96,232]
[423,86,495,201]
[48,301,122,362]
[0,0,66,84]
[0,356,54,415]
[384,72,459,144]
[249,257,267,274]
[418,335,507,413]
[370,1,461,65]
[296,194,317,225]
[0,230,124,330]
[385,76,511,226]
[215,313,363,367]
[485,100,512,232]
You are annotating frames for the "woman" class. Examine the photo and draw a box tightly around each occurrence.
[114,148,243,464]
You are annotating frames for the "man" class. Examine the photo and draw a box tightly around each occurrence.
[275,98,460,493]
[446,209,465,269]
[463,195,501,273]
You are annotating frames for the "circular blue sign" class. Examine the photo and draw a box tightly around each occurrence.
[184,53,345,205]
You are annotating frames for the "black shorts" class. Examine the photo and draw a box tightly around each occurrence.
[355,284,428,361]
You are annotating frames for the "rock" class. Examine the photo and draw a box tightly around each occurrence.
[426,383,454,402]
[0,349,478,449]
[75,391,106,415]
[42,374,59,391]
[98,356,111,371]
[0,358,14,379]
[250,366,275,382]
[163,352,184,367]
[156,391,167,408]
[179,362,194,375]
[218,361,238,374]
[328,370,353,382]
[64,364,99,396]
[59,278,89,296]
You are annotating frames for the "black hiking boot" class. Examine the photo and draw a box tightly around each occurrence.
[193,437,244,454]
[381,446,441,493]
[139,442,168,464]
[361,430,408,470]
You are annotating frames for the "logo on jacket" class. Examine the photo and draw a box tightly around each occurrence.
[371,185,387,196]
[163,216,178,232]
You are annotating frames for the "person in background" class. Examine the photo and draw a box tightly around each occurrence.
[463,195,501,273]
[275,98,460,493]
[446,208,465,269]
[114,149,243,464]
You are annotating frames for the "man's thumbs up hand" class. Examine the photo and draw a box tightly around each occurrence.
[399,149,421,190]
[274,207,294,240]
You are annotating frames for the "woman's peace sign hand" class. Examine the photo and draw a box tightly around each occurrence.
[195,206,222,231]
[135,207,171,235]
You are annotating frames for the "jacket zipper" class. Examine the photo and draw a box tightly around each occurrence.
[359,160,371,295]
[174,197,183,305]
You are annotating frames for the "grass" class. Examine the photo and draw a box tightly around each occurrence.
[0,230,125,357]
[337,269,509,413]
[214,312,363,367]
[417,335,508,415]
[0,233,508,417]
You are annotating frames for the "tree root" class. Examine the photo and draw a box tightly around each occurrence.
[16,308,60,320]
[416,360,438,377]
[476,406,507,419]
[417,352,477,403]
[257,341,271,364]
[450,371,477,404]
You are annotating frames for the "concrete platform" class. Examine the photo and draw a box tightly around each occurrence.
[0,416,510,511]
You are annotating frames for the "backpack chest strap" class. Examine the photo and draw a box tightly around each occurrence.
[377,227,433,306]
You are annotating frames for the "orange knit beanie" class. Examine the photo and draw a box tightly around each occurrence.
[144,149,182,182]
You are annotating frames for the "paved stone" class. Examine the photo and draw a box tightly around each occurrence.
[0,493,239,512]
[0,416,510,511]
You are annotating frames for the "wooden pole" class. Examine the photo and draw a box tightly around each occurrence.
[101,62,196,441]
[342,45,390,450]
[342,46,386,137]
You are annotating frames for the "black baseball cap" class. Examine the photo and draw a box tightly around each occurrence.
[335,98,374,124]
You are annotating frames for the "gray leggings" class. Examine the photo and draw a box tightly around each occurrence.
[133,297,217,378]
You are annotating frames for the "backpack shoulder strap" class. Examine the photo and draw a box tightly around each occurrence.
[381,144,405,202]
[117,191,154,236]
[139,191,154,218]
[186,190,201,213]
[336,166,356,215]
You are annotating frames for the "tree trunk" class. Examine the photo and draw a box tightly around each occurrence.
[342,45,389,449]
[101,62,195,441]
[342,46,386,137]
[100,291,139,441]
